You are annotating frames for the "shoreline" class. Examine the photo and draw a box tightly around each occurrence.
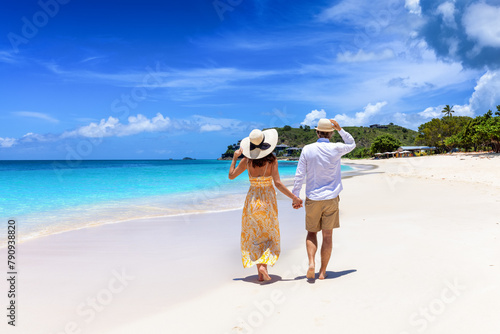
[2,163,365,248]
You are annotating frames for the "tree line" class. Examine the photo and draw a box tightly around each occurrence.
[222,105,500,159]
[415,105,500,153]
[369,105,500,155]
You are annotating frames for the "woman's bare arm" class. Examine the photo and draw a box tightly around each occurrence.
[271,160,302,206]
[228,148,248,180]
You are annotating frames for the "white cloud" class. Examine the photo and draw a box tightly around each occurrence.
[122,113,171,136]
[397,102,475,130]
[192,115,260,134]
[405,0,421,15]
[12,111,59,123]
[463,3,500,49]
[59,113,259,140]
[317,0,365,23]
[334,101,387,126]
[318,0,416,30]
[437,2,457,28]
[200,124,223,132]
[62,116,119,138]
[301,109,326,126]
[0,137,16,148]
[62,113,171,138]
[451,104,473,117]
[337,49,395,63]
[418,70,500,122]
[469,70,500,113]
[392,112,413,129]
[444,37,460,57]
[392,111,446,130]
[419,104,473,118]
[80,56,105,64]
[0,113,259,149]
[21,132,52,142]
[419,106,443,118]
[278,45,477,113]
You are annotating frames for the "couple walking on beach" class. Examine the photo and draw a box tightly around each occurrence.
[229,118,356,281]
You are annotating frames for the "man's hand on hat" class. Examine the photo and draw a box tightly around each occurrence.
[329,119,341,131]
[233,148,243,159]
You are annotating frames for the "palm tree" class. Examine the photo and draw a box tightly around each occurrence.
[442,105,455,117]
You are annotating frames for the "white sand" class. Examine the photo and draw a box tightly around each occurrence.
[2,153,499,334]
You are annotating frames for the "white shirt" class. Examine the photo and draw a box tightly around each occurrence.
[292,129,356,201]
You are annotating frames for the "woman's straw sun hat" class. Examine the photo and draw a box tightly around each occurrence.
[241,128,278,159]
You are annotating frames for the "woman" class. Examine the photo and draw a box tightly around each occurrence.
[229,128,301,281]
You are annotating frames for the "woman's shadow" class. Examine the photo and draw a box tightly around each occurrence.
[233,274,283,285]
[233,269,356,285]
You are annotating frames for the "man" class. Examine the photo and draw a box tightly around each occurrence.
[292,118,356,280]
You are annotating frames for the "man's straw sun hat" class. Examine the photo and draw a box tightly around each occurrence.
[315,118,334,132]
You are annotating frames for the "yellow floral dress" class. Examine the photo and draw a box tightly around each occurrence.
[241,162,280,268]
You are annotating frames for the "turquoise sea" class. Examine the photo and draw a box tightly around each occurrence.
[0,160,352,244]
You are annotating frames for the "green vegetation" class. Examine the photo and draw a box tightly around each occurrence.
[301,124,416,159]
[221,107,500,159]
[222,142,241,158]
[273,124,416,152]
[370,134,402,154]
[415,116,472,153]
[444,107,500,153]
[222,124,418,159]
[334,124,416,154]
[415,106,500,153]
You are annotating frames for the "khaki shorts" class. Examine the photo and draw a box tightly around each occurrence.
[305,196,340,232]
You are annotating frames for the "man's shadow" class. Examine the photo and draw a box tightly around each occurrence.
[294,269,357,283]
[233,269,356,285]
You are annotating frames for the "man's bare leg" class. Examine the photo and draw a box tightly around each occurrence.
[319,229,333,279]
[306,231,318,279]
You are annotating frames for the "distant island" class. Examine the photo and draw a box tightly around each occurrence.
[220,123,418,159]
[182,157,196,160]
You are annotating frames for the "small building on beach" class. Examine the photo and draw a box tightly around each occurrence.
[286,147,302,156]
[374,146,437,159]
[397,146,436,157]
[275,144,289,152]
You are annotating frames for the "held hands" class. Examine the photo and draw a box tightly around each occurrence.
[329,119,342,131]
[292,196,303,209]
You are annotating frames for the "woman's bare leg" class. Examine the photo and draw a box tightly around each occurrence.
[257,264,264,281]
[257,264,271,281]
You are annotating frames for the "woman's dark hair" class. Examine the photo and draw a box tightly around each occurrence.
[251,152,277,168]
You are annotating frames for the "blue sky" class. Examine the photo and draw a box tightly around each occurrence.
[1,0,500,159]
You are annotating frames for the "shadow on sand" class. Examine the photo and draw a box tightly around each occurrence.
[233,274,284,285]
[234,269,357,285]
[294,269,357,284]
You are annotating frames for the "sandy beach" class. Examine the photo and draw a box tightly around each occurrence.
[2,153,500,334]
